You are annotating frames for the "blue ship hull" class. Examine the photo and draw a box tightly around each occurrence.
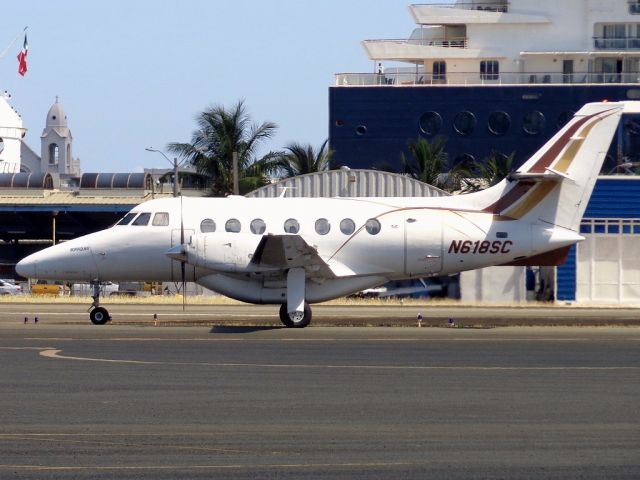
[328,84,640,171]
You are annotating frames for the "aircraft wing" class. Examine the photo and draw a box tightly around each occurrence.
[251,234,336,278]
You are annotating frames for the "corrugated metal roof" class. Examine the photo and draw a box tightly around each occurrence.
[247,169,449,198]
[0,191,170,206]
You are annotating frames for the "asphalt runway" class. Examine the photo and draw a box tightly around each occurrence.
[0,319,639,479]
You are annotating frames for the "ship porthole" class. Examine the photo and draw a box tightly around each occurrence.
[355,125,367,136]
[453,111,476,136]
[557,111,575,128]
[419,111,443,137]
[488,111,511,136]
[523,111,546,136]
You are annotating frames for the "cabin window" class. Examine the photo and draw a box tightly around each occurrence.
[340,218,356,235]
[131,213,151,226]
[365,218,381,235]
[152,212,170,226]
[488,111,511,136]
[419,111,442,137]
[480,60,499,80]
[0,138,4,155]
[523,111,546,135]
[200,218,216,233]
[116,213,137,226]
[284,218,300,234]
[250,218,266,235]
[225,218,241,233]
[453,111,476,136]
[315,218,331,235]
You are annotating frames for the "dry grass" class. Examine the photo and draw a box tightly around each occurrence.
[0,294,636,309]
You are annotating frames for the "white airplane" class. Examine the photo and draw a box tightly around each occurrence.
[16,101,629,327]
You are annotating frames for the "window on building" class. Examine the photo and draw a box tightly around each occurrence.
[48,143,59,165]
[340,218,356,235]
[225,218,241,233]
[480,60,499,80]
[433,61,446,81]
[152,212,170,226]
[315,218,331,235]
[200,218,216,233]
[284,218,300,234]
[131,213,151,226]
[250,218,266,235]
[631,1,640,14]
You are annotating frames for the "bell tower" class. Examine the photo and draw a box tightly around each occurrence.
[41,97,75,175]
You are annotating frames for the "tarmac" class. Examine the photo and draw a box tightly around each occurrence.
[0,303,639,479]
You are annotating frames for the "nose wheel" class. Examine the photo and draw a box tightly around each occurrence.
[279,302,312,328]
[88,281,110,325]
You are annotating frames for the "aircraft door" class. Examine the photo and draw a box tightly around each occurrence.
[404,212,443,276]
[171,228,195,281]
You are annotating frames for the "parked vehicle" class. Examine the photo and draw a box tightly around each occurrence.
[0,279,22,295]
[71,282,119,297]
[30,279,70,296]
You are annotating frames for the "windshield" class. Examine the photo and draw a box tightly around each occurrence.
[116,213,137,226]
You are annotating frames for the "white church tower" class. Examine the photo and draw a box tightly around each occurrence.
[40,97,80,176]
[0,91,26,174]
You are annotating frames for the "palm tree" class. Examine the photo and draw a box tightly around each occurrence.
[457,150,515,192]
[275,140,333,178]
[167,100,280,196]
[400,136,450,189]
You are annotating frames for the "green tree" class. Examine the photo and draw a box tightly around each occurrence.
[167,100,280,196]
[400,136,450,190]
[274,140,333,178]
[457,150,515,192]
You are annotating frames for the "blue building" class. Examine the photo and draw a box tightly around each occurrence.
[557,177,640,303]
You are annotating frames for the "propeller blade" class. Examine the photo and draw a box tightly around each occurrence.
[180,196,186,312]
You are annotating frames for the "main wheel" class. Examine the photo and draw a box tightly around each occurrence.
[89,306,110,325]
[279,302,312,328]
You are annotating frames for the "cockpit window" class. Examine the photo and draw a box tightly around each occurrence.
[131,212,151,226]
[225,218,241,233]
[152,212,170,226]
[116,213,137,226]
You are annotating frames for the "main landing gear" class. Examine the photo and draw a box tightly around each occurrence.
[89,281,110,325]
[278,267,312,328]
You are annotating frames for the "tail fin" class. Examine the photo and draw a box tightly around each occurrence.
[479,101,625,231]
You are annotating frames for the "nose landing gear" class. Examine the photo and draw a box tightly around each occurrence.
[88,281,110,325]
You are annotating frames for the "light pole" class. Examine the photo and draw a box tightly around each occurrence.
[145,147,184,197]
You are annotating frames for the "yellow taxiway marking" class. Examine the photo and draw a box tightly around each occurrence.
[39,349,640,371]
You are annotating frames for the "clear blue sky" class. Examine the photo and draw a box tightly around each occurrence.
[0,0,432,172]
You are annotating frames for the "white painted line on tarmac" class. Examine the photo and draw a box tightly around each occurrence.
[39,349,640,371]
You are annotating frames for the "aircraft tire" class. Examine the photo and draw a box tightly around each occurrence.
[279,302,312,328]
[90,307,110,325]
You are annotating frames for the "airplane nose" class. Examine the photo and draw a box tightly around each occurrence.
[16,254,37,279]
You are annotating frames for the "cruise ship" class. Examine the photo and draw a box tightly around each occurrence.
[329,0,640,172]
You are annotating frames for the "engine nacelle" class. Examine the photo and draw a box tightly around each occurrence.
[186,233,263,273]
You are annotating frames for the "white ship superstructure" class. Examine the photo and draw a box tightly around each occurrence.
[338,0,640,86]
[0,92,26,174]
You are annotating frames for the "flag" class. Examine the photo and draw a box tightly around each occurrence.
[17,34,28,76]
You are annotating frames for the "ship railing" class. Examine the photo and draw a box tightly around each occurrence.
[366,37,468,48]
[594,37,640,50]
[413,2,509,13]
[334,72,640,86]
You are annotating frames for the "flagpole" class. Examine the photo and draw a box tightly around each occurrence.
[0,27,27,62]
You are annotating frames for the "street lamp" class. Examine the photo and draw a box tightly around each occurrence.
[145,147,185,197]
